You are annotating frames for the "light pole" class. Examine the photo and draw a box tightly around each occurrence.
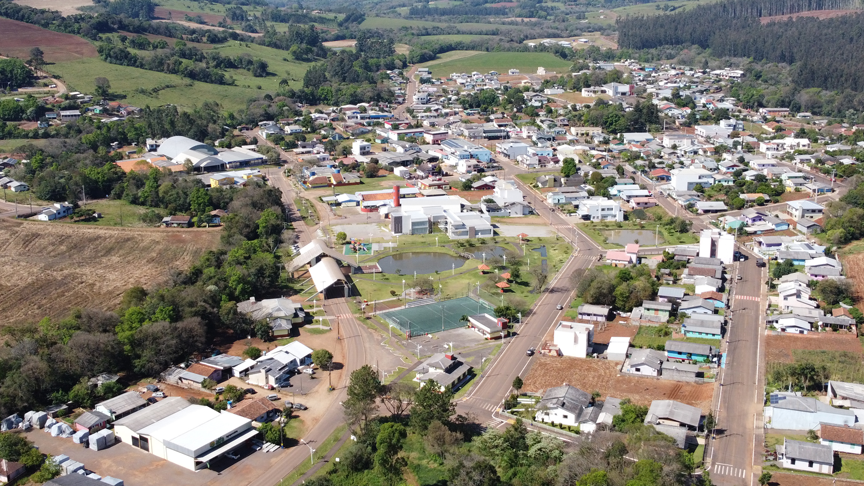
[402,279,405,298]
[483,252,486,264]
[452,263,455,275]
[300,439,316,465]
[389,324,397,337]
[436,236,438,247]
[413,342,423,359]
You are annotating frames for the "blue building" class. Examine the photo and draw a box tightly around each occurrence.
[681,319,722,340]
[665,340,715,363]
[440,138,492,163]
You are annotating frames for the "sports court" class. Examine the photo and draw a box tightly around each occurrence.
[379,296,496,336]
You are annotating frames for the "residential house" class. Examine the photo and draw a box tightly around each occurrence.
[0,460,25,484]
[414,353,472,391]
[657,286,686,304]
[787,200,824,221]
[553,321,594,358]
[577,304,611,322]
[765,392,856,430]
[161,215,192,228]
[820,424,864,455]
[776,317,813,334]
[626,348,666,376]
[640,301,673,321]
[805,257,842,280]
[681,318,722,339]
[665,341,715,363]
[73,411,110,434]
[236,297,306,338]
[8,181,28,192]
[178,362,222,388]
[227,396,282,423]
[694,276,723,294]
[777,281,817,312]
[797,219,822,234]
[37,202,74,221]
[245,341,314,388]
[644,400,701,448]
[534,385,604,432]
[679,297,714,316]
[576,197,623,222]
[778,439,834,474]
[828,380,864,408]
[695,201,728,214]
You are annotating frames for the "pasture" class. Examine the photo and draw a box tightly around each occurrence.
[12,0,93,16]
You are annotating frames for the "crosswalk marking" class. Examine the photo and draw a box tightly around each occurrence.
[712,463,745,478]
[735,295,759,301]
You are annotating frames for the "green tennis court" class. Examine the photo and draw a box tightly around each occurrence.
[379,296,495,336]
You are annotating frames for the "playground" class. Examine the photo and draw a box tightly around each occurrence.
[342,239,373,256]
[379,296,496,337]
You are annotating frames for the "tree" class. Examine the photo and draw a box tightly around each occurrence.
[29,47,45,69]
[221,384,245,403]
[816,278,853,305]
[425,420,462,460]
[68,378,95,408]
[448,457,501,486]
[410,380,455,432]
[343,365,382,432]
[758,471,772,486]
[772,259,796,280]
[381,381,415,418]
[312,348,334,388]
[243,346,262,360]
[94,77,111,97]
[512,376,523,392]
[0,432,32,461]
[375,423,407,485]
[190,187,211,227]
[704,412,716,437]
[335,231,347,244]
[257,207,283,241]
[577,469,609,486]
[612,403,648,431]
[201,378,216,390]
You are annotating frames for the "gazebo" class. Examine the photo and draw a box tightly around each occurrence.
[500,272,511,281]
[495,281,510,293]
[517,233,529,242]
[478,264,490,274]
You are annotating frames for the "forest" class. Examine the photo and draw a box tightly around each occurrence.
[617,0,864,92]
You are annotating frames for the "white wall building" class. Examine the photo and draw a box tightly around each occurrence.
[671,168,714,192]
[553,321,594,358]
[698,228,735,264]
[352,140,371,156]
[577,197,623,222]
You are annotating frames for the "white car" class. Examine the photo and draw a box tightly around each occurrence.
[152,392,165,398]
[267,394,279,401]
[302,368,315,375]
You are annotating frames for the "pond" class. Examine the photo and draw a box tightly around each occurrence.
[470,246,510,259]
[377,252,467,275]
[602,229,665,246]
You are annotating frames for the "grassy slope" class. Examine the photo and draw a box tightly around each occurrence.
[421,51,572,77]
[48,41,310,112]
[361,16,522,31]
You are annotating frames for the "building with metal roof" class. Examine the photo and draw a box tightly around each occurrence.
[113,397,192,445]
[644,399,702,430]
[308,257,351,298]
[779,438,834,474]
[157,136,217,160]
[765,392,855,430]
[95,391,148,421]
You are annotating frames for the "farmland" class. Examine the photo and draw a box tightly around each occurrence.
[766,333,863,364]
[522,356,715,412]
[415,34,499,42]
[361,16,524,32]
[0,218,220,325]
[584,0,724,25]
[12,0,92,16]
[420,51,572,78]
[0,18,97,62]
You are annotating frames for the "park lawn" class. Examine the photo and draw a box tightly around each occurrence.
[838,456,864,480]
[515,171,556,190]
[277,425,347,486]
[0,138,46,152]
[421,51,573,78]
[281,417,306,441]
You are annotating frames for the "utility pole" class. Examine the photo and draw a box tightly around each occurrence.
[81,185,86,207]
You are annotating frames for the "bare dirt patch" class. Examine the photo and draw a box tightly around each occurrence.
[323,40,357,48]
[154,7,225,25]
[13,0,93,16]
[761,9,859,23]
[0,18,97,62]
[773,472,859,486]
[522,356,715,412]
[593,320,638,345]
[0,218,219,325]
[766,333,863,364]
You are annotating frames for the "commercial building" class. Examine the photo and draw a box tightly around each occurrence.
[440,138,492,163]
[670,168,714,192]
[765,392,856,430]
[117,403,256,471]
[553,321,594,358]
[95,392,148,421]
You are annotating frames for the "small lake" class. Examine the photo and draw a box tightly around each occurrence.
[602,229,665,246]
[470,246,509,259]
[377,252,467,274]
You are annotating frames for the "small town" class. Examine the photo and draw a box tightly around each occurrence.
[3,1,864,486]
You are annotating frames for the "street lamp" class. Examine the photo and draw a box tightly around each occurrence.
[413,342,423,359]
[436,236,438,247]
[402,279,405,298]
[300,439,316,465]
[389,324,397,337]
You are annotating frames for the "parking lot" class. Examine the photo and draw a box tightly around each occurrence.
[26,427,286,486]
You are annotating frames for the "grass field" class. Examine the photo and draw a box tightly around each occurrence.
[421,51,572,78]
[361,16,523,31]
[48,41,311,112]
[73,199,163,227]
[0,139,46,153]
[0,218,220,325]
[416,34,498,42]
[277,425,347,486]
[631,326,720,350]
[585,0,723,25]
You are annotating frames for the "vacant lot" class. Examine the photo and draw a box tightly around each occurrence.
[154,6,226,25]
[0,18,97,62]
[843,249,864,312]
[522,356,715,412]
[0,219,219,325]
[766,333,863,364]
[772,472,859,486]
[422,51,572,78]
[13,0,92,16]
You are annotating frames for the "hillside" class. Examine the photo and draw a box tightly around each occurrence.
[0,219,220,325]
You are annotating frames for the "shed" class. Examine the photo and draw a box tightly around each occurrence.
[606,337,630,361]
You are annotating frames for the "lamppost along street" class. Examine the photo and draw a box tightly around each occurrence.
[300,439,316,465]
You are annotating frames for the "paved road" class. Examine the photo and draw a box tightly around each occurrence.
[393,66,418,118]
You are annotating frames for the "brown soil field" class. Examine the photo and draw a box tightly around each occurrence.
[766,333,863,364]
[593,320,638,345]
[0,18,97,62]
[844,252,864,312]
[0,218,219,325]
[323,40,357,48]
[13,0,92,16]
[154,7,225,25]
[522,356,715,412]
[761,9,859,23]
[773,472,858,486]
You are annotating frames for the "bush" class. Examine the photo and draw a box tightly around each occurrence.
[201,378,216,390]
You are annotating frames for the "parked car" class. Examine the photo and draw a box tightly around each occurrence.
[302,368,315,375]
[293,403,308,410]
[152,392,165,398]
[267,394,279,401]
[245,388,256,394]
[736,275,743,280]
[215,387,225,394]
[225,450,240,460]
[284,401,293,408]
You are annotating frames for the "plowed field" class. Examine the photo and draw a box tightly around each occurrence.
[522,356,714,412]
[766,333,863,364]
[0,219,219,324]
[0,18,97,62]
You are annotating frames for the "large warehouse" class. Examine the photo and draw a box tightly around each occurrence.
[112,398,256,471]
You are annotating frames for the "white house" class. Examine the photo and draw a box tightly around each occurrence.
[765,392,856,430]
[8,181,28,192]
[352,140,371,156]
[576,197,623,222]
[670,168,713,192]
[553,321,594,358]
[37,202,74,221]
[534,385,603,432]
[820,424,864,455]
[626,348,665,376]
[786,200,824,221]
[778,439,834,475]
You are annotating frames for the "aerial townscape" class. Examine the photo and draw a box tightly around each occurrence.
[6,1,864,486]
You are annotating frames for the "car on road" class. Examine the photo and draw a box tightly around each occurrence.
[267,394,279,401]
[736,275,743,280]
[293,403,308,410]
[526,348,535,356]
[49,84,56,88]
[556,304,564,310]
[756,258,765,267]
